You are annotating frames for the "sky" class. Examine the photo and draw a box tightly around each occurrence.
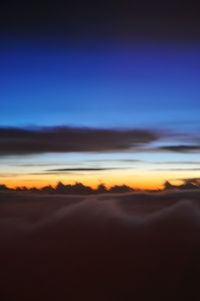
[0,0,200,189]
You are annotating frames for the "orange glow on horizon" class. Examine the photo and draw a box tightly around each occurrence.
[1,169,197,191]
[0,177,164,190]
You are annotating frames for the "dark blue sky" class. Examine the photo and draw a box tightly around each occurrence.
[1,0,200,188]
[1,40,200,131]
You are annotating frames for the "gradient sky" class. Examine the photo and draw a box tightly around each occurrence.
[1,1,200,189]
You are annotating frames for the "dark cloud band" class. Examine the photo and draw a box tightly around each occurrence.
[0,126,159,156]
[158,145,200,153]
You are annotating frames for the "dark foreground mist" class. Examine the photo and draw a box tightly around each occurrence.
[0,190,200,301]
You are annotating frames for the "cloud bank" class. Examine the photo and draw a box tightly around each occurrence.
[0,126,159,156]
[0,190,200,301]
[1,126,200,157]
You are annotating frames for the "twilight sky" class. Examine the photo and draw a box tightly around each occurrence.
[0,1,200,189]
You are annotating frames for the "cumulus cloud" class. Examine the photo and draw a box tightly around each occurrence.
[0,190,200,300]
[0,126,160,156]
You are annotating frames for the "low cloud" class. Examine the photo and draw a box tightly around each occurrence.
[46,167,121,172]
[177,178,200,185]
[29,167,124,176]
[0,126,159,156]
[158,145,200,153]
[0,190,200,300]
[1,126,200,157]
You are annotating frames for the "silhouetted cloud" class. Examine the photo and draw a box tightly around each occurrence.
[176,178,200,185]
[12,163,77,167]
[0,126,159,156]
[183,177,200,182]
[46,167,122,172]
[31,167,125,176]
[87,159,143,163]
[164,179,200,190]
[158,145,200,153]
[2,126,200,157]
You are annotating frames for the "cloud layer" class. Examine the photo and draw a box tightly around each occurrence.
[1,126,200,157]
[0,190,200,301]
[0,126,159,156]
[158,145,200,153]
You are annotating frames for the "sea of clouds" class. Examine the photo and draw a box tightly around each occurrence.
[0,190,200,301]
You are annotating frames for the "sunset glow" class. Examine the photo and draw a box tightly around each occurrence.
[1,1,200,300]
[1,42,200,189]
